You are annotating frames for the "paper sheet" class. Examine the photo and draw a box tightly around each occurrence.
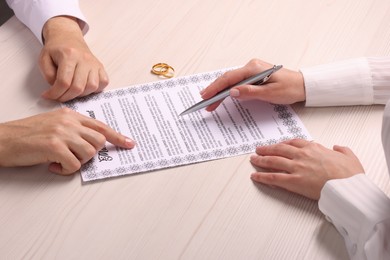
[63,68,311,182]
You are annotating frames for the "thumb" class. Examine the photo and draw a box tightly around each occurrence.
[230,84,271,101]
[333,145,358,158]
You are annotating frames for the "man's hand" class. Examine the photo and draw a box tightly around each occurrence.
[39,16,109,102]
[0,108,135,175]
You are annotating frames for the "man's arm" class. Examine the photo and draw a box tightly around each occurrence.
[6,0,88,43]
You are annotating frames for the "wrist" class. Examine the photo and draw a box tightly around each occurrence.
[42,16,84,44]
[0,123,12,167]
[285,69,306,103]
[296,71,306,102]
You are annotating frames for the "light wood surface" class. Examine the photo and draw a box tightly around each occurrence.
[1,0,390,259]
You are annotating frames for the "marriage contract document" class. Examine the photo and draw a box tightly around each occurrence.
[64,68,311,182]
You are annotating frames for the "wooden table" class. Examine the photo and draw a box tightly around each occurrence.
[1,0,389,259]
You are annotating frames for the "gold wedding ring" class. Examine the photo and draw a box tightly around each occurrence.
[151,63,175,78]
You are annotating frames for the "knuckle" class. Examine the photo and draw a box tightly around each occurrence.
[85,146,98,159]
[61,47,77,57]
[60,107,74,115]
[248,59,264,69]
[289,138,302,145]
[81,52,94,61]
[87,80,100,92]
[96,134,107,148]
[245,85,255,95]
[272,144,283,154]
[100,75,109,87]
[248,58,260,66]
[296,149,310,159]
[264,173,278,184]
[44,136,64,152]
[70,84,85,95]
[66,161,82,175]
[95,121,109,133]
[56,77,71,89]
[256,145,267,155]
[261,156,274,167]
[307,142,322,153]
[55,118,74,129]
[218,73,231,86]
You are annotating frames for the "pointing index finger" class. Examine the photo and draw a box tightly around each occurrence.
[82,116,136,149]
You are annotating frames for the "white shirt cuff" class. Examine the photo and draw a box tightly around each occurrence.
[367,57,390,104]
[319,174,390,259]
[7,0,88,44]
[301,58,373,106]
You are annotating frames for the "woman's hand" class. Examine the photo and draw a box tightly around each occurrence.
[201,59,306,111]
[250,139,365,200]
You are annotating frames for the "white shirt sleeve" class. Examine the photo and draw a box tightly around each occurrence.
[319,174,390,260]
[300,57,390,106]
[302,58,390,259]
[6,0,89,44]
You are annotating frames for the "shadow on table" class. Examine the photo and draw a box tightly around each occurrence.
[0,165,77,187]
[3,16,52,104]
[253,182,349,259]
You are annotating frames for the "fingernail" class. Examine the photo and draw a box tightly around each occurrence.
[230,89,240,97]
[125,138,136,148]
[200,89,205,95]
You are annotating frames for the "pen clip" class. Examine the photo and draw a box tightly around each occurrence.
[256,75,271,85]
[253,65,280,85]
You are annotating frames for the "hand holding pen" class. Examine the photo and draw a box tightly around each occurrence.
[180,64,282,115]
[196,59,306,113]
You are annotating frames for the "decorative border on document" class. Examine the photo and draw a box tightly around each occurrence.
[63,71,224,111]
[63,70,307,181]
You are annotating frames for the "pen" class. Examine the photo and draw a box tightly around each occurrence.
[179,65,283,116]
